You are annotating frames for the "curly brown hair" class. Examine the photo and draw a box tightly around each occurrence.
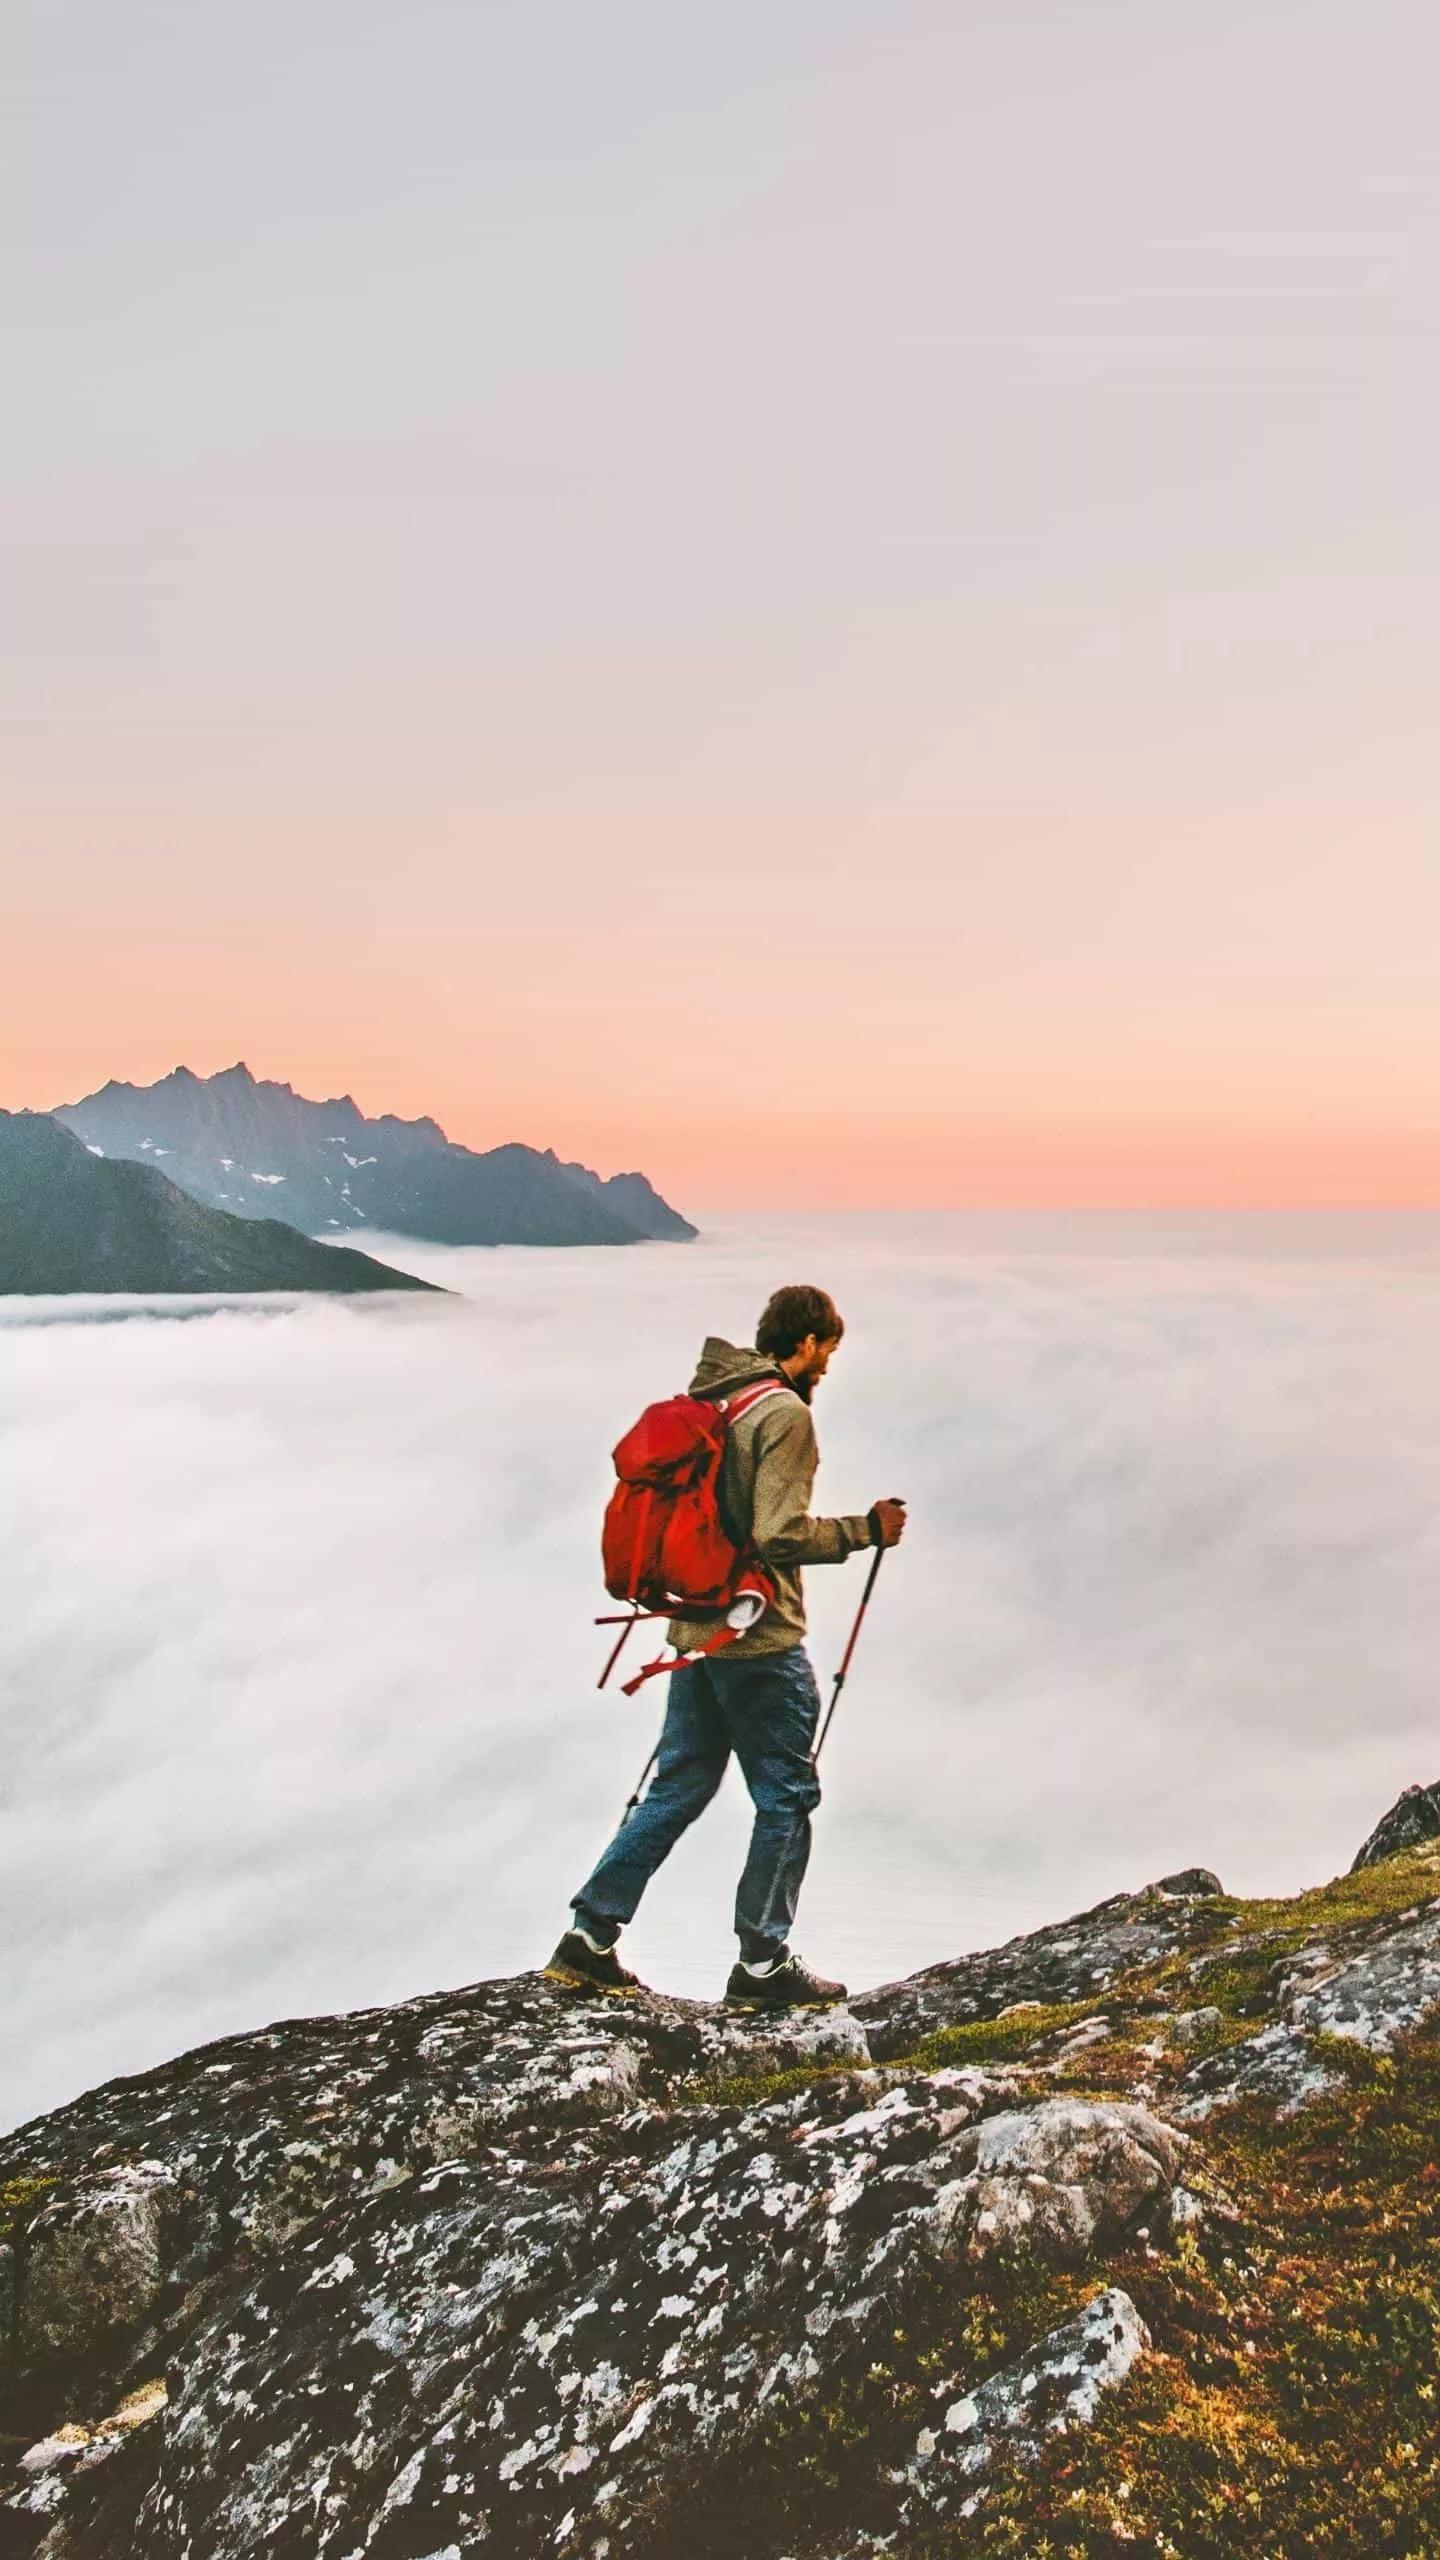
[754,1284,844,1361]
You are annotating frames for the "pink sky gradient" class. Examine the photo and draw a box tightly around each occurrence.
[4,2,1438,1206]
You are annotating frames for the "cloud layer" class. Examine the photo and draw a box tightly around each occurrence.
[4,1210,1440,2130]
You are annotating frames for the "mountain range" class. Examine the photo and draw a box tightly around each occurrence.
[0,1112,438,1297]
[55,1064,695,1249]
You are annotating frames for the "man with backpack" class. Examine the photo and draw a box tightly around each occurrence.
[548,1283,907,2009]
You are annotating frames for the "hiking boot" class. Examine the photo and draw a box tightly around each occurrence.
[544,1929,641,1997]
[724,1951,847,2010]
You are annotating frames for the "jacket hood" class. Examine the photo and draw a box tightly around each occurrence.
[687,1337,785,1398]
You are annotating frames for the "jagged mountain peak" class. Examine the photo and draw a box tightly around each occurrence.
[374,1109,448,1144]
[53,1065,696,1248]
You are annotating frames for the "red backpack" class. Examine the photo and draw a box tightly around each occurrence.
[596,1378,790,1694]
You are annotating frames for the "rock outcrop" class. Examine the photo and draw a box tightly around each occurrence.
[4,1793,1440,2556]
[1352,1777,1440,1870]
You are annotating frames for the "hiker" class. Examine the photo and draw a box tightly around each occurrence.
[549,1283,907,2009]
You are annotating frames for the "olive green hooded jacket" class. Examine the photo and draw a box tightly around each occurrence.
[667,1336,875,1661]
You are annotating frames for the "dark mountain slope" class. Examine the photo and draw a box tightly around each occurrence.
[0,1113,438,1296]
[55,1064,696,1246]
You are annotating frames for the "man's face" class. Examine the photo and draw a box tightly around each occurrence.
[796,1331,842,1389]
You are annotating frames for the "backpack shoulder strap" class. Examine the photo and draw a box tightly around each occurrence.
[717,1379,794,1424]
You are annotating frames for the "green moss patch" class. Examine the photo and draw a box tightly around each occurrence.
[907,2002,1100,2071]
[1228,1844,1440,1944]
[688,2059,878,2113]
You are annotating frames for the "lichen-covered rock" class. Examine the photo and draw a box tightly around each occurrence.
[1169,2005,1223,2048]
[15,2167,180,2382]
[0,1982,859,2389]
[929,2099,1186,2268]
[1352,1780,1440,1871]
[143,2067,1037,2559]
[1179,1894,1440,2116]
[1153,1868,1223,1897]
[892,2285,1151,2521]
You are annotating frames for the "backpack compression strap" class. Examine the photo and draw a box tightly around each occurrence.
[617,1579,772,1696]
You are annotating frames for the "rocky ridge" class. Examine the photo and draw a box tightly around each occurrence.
[4,1783,1440,2557]
[55,1066,696,1249]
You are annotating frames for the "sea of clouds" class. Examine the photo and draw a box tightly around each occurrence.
[4,1209,1440,2131]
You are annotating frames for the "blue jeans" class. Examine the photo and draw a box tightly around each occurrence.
[573,1646,823,1963]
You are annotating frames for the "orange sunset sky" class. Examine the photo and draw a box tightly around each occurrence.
[5,2,1437,1209]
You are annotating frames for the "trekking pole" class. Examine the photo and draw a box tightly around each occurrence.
[813,1542,886,1764]
[620,1740,660,1823]
[751,1540,890,1942]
